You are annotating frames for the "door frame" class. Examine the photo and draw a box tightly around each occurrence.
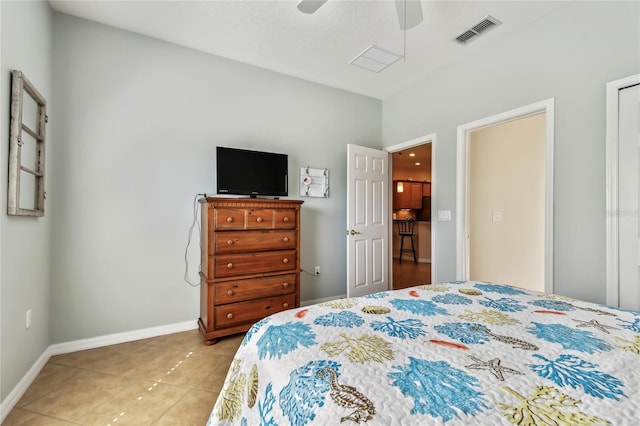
[456,98,555,293]
[385,133,437,286]
[606,73,640,307]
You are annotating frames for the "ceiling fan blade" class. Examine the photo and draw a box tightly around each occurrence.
[297,0,328,14]
[395,0,423,31]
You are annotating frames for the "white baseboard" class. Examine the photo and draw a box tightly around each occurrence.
[0,320,198,423]
[0,346,53,423]
[301,294,347,306]
[49,320,197,356]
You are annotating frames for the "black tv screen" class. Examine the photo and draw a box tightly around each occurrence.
[216,146,288,197]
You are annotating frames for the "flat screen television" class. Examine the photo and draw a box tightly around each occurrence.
[216,146,288,197]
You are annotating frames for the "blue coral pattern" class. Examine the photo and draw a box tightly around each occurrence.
[389,358,489,421]
[434,322,491,344]
[475,283,527,295]
[389,299,448,316]
[527,323,612,354]
[209,282,640,426]
[432,294,473,305]
[243,317,270,347]
[279,360,342,426]
[529,299,575,311]
[479,297,526,312]
[370,316,427,339]
[314,311,364,328]
[617,316,640,333]
[257,322,316,360]
[530,354,625,400]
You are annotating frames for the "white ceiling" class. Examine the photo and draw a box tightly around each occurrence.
[393,142,432,180]
[48,0,572,100]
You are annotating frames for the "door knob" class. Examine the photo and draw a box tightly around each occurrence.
[348,229,360,235]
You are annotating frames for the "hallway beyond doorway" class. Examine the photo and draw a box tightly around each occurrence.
[393,258,431,290]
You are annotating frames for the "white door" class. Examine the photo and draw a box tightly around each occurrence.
[618,83,640,310]
[346,144,389,297]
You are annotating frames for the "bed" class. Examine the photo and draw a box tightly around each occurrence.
[207,281,640,425]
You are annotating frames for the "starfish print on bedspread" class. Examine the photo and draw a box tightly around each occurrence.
[572,319,618,334]
[465,356,525,381]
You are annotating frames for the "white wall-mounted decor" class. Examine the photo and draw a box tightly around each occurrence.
[299,166,329,198]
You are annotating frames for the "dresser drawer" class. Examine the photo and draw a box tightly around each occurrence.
[214,209,245,230]
[213,208,296,231]
[214,294,296,328]
[246,209,274,229]
[273,209,297,229]
[213,230,296,254]
[215,274,297,304]
[214,250,297,277]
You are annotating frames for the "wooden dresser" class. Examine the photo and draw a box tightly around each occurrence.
[198,197,303,344]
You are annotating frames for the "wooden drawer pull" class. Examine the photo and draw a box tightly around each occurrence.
[226,313,234,320]
[256,217,263,223]
[226,217,233,223]
[227,263,234,269]
[282,237,289,242]
[226,240,234,246]
[227,289,234,296]
[283,303,289,309]
[283,217,289,222]
[282,258,289,264]
[283,282,289,288]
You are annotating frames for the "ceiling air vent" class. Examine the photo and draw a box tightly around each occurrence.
[350,45,403,73]
[454,15,502,45]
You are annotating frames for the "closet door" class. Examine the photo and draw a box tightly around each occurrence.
[618,83,640,311]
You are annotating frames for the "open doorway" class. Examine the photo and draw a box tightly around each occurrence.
[390,142,433,289]
[467,114,546,291]
[456,98,554,293]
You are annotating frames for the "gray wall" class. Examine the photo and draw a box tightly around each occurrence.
[50,14,381,343]
[0,0,53,402]
[2,0,637,409]
[382,1,640,304]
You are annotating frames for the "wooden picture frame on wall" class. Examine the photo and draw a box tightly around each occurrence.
[8,70,47,217]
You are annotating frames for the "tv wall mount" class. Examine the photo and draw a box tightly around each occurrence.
[299,166,329,198]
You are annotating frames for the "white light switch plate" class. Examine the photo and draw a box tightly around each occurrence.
[438,210,452,221]
[492,211,502,222]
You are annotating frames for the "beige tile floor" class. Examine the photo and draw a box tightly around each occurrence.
[2,330,244,425]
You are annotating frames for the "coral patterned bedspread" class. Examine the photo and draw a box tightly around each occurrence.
[207,282,640,425]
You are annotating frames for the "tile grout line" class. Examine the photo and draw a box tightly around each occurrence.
[4,330,243,424]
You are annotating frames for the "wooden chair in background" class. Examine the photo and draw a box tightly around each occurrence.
[397,219,417,264]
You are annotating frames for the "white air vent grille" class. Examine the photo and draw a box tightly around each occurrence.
[350,45,403,73]
[454,15,501,45]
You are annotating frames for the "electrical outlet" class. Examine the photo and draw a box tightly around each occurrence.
[26,309,32,329]
[314,266,320,275]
